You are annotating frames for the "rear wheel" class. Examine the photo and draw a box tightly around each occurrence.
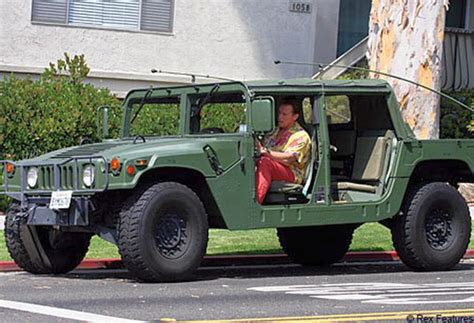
[392,182,471,271]
[5,203,91,274]
[277,224,355,266]
[118,182,209,282]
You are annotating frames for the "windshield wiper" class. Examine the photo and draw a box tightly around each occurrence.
[130,88,154,124]
[191,84,221,118]
[190,84,220,133]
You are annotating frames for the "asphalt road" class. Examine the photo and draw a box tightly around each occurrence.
[1,260,474,322]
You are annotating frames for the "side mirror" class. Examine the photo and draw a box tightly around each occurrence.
[96,106,109,139]
[251,97,275,134]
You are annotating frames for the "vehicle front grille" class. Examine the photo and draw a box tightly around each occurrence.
[37,165,75,190]
[39,166,54,190]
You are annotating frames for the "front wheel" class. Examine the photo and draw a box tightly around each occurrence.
[118,182,209,282]
[5,203,91,274]
[392,182,471,271]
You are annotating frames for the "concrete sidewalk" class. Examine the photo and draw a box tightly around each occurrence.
[1,208,474,230]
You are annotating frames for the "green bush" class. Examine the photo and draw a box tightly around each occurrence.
[0,54,122,211]
[440,91,474,139]
[129,103,181,137]
[1,54,122,161]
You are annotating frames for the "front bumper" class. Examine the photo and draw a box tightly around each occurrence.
[26,196,92,226]
[1,156,109,226]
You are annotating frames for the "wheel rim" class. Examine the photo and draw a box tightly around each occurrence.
[154,213,189,259]
[425,208,454,251]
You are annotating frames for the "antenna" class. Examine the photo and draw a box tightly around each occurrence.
[274,60,474,113]
[151,69,236,83]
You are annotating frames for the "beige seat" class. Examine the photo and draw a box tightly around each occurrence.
[333,130,393,193]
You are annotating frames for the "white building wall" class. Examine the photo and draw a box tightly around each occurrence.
[0,0,340,95]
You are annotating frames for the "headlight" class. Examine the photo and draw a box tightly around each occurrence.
[27,167,38,188]
[83,165,95,187]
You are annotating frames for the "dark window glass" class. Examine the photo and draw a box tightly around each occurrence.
[445,0,466,29]
[337,0,371,56]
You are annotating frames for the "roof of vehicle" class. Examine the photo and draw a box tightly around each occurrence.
[125,78,393,100]
[243,78,392,94]
[244,78,390,88]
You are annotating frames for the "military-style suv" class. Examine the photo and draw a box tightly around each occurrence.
[2,79,473,282]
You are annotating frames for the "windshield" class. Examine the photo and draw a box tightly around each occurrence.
[189,92,246,134]
[126,96,180,137]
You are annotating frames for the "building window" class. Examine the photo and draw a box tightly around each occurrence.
[31,0,174,33]
[336,0,371,57]
[445,0,467,29]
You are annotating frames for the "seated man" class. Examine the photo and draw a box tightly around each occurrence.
[256,99,311,204]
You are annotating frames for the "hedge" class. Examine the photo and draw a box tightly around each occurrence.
[0,54,123,211]
[1,54,122,161]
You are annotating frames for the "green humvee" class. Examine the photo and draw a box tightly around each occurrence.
[2,79,473,282]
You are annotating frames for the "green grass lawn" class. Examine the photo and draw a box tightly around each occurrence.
[1,222,473,261]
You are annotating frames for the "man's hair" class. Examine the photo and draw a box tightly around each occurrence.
[280,98,301,115]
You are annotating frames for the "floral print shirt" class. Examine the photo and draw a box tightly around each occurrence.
[264,122,311,184]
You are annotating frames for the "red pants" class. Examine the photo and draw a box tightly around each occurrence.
[256,156,295,204]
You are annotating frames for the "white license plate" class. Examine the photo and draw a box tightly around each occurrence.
[49,191,73,209]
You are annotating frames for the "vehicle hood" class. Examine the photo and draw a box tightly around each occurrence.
[22,137,237,163]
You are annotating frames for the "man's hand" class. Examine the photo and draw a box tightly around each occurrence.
[255,139,268,155]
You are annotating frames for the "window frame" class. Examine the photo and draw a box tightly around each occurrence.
[324,94,352,126]
[31,0,175,35]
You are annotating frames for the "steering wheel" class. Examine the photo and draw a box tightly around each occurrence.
[133,135,146,144]
[79,137,92,145]
[200,127,225,134]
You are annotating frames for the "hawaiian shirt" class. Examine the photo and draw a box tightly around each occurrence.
[263,122,311,184]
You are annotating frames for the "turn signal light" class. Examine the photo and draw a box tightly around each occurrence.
[6,163,14,174]
[110,158,121,172]
[126,165,136,176]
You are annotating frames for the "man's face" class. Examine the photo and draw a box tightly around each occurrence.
[278,104,299,129]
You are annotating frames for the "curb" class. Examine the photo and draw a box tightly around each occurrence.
[1,250,473,272]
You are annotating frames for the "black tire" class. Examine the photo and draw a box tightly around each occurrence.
[4,203,91,274]
[118,182,209,282]
[392,182,471,271]
[277,224,355,266]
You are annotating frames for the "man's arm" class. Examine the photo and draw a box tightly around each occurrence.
[259,130,310,167]
[262,149,296,167]
[256,140,295,166]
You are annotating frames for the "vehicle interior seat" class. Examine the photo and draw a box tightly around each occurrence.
[332,129,394,194]
[329,129,357,180]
